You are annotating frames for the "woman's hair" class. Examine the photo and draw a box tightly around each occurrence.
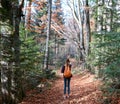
[66,58,70,65]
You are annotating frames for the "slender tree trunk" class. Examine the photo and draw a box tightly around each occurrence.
[109,0,113,31]
[44,0,52,69]
[97,0,104,31]
[95,0,108,77]
[71,0,85,61]
[84,0,91,56]
[54,34,58,67]
[26,1,32,30]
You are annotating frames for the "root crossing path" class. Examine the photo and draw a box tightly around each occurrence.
[21,72,102,104]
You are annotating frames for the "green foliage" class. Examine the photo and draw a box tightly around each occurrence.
[82,0,120,102]
[88,31,120,103]
[19,24,57,91]
[42,69,56,79]
[19,24,43,87]
[20,25,43,70]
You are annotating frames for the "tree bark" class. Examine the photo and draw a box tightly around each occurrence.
[12,4,25,103]
[1,0,25,103]
[84,0,91,56]
[70,0,85,61]
[44,0,52,69]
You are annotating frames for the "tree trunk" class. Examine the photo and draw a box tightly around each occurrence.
[1,0,25,103]
[13,1,26,102]
[44,0,52,69]
[84,0,91,57]
[71,0,85,61]
[1,63,14,104]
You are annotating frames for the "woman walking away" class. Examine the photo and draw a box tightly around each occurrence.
[61,58,72,99]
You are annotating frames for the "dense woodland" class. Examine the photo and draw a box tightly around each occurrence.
[0,0,120,104]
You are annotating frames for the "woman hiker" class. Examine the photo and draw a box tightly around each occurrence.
[61,58,72,99]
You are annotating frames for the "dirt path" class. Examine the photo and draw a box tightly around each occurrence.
[20,72,102,104]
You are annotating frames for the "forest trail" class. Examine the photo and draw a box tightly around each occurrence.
[20,71,102,104]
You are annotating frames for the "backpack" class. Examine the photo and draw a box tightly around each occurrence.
[63,64,72,78]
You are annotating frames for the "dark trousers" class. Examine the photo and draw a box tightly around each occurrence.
[64,77,71,94]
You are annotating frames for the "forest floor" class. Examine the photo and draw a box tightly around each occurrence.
[20,70,103,104]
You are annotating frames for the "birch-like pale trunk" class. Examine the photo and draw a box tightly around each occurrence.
[69,0,85,61]
[97,0,104,32]
[44,0,52,69]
